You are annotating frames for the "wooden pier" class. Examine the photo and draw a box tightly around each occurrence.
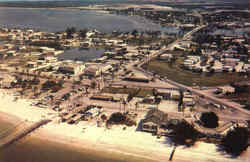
[0,119,51,149]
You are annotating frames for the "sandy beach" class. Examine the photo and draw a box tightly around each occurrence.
[0,89,249,162]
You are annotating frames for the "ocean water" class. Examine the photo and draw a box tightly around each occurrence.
[0,7,179,33]
[0,119,154,162]
[58,48,105,62]
[0,7,165,162]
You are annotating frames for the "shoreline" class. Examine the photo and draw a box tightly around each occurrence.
[0,111,22,125]
[0,90,249,162]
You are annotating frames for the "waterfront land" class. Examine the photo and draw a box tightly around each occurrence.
[0,90,249,162]
[0,3,250,162]
[143,59,249,87]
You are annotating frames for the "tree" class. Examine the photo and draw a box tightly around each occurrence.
[66,27,76,39]
[106,112,136,127]
[107,112,126,124]
[169,120,200,147]
[90,81,96,89]
[131,29,138,37]
[79,29,87,39]
[220,127,249,156]
[178,89,184,112]
[200,112,219,128]
[101,114,107,121]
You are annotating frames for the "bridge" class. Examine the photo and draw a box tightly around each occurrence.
[0,119,51,149]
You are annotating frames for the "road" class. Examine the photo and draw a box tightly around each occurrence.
[129,24,250,116]
[135,24,208,68]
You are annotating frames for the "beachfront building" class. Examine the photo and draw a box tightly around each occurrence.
[141,109,168,133]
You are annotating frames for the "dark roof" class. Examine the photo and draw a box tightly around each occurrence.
[143,109,168,125]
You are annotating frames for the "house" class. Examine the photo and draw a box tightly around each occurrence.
[0,53,5,59]
[183,97,195,107]
[90,95,113,101]
[141,109,168,133]
[159,54,173,62]
[0,74,16,88]
[142,96,155,104]
[212,66,223,73]
[222,58,240,64]
[84,66,101,77]
[39,47,55,53]
[6,51,16,57]
[39,55,57,63]
[216,85,235,94]
[26,61,38,68]
[123,71,150,83]
[156,89,171,99]
[8,33,16,40]
[171,90,181,100]
[4,44,14,49]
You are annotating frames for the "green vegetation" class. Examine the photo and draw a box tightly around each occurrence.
[168,120,201,147]
[102,87,153,98]
[220,127,249,156]
[200,112,219,128]
[223,84,250,107]
[143,59,249,87]
[106,112,136,127]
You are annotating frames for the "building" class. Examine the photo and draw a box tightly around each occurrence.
[123,71,150,83]
[0,74,16,88]
[6,51,16,57]
[84,63,113,77]
[141,109,168,133]
[157,89,180,100]
[216,85,235,94]
[0,53,5,59]
[159,54,173,62]
[57,62,85,76]
[26,61,38,68]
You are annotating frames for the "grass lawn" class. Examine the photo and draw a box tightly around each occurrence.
[143,59,250,87]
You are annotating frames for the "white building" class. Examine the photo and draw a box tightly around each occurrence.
[57,62,85,76]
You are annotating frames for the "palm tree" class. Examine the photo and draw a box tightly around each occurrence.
[135,102,138,111]
[122,98,127,113]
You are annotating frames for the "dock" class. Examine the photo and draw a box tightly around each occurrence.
[0,119,51,149]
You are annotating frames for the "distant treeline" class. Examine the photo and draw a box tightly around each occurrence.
[0,0,248,9]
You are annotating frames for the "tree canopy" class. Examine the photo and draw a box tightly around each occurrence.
[66,27,76,39]
[106,112,136,127]
[200,112,219,128]
[169,120,200,147]
[220,127,249,156]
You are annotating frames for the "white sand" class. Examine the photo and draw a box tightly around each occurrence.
[0,89,57,122]
[0,89,249,162]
